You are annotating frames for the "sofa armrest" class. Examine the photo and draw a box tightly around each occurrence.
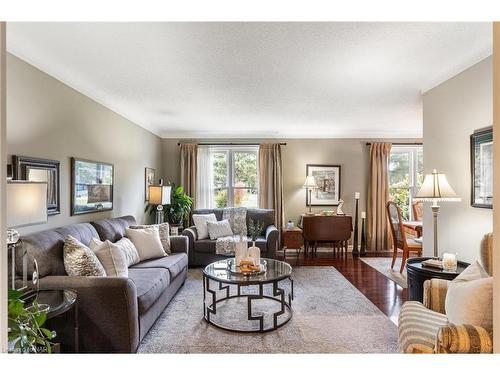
[182,226,197,264]
[39,275,139,353]
[265,225,279,259]
[436,323,493,353]
[423,278,450,314]
[170,235,188,254]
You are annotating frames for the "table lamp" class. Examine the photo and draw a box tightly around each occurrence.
[6,181,48,289]
[148,185,171,224]
[303,175,318,214]
[414,169,460,258]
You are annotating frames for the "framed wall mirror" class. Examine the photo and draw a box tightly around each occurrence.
[71,157,114,215]
[12,155,61,215]
[470,127,493,209]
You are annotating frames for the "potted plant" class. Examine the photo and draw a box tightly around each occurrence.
[8,289,56,353]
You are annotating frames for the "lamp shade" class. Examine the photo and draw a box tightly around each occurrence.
[303,175,318,189]
[148,185,171,205]
[414,169,461,202]
[7,181,48,228]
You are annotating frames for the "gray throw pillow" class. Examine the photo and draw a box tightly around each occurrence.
[63,235,106,277]
[207,219,234,240]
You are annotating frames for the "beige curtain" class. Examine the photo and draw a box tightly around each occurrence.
[180,143,198,205]
[367,142,392,252]
[258,144,284,234]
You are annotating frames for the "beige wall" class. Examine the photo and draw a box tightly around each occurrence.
[422,56,493,263]
[163,137,417,241]
[492,22,499,354]
[0,22,8,353]
[6,54,163,234]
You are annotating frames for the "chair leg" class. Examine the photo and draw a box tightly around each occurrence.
[400,249,408,273]
[391,244,397,269]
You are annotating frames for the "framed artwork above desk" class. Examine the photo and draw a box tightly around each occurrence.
[306,164,341,206]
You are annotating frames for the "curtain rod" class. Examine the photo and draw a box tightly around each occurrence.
[177,142,287,146]
[365,142,422,146]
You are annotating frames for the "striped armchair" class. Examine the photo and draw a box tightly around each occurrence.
[398,233,493,354]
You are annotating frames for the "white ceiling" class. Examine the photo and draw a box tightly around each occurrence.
[6,22,492,139]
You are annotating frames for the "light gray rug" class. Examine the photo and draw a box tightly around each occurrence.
[138,267,398,353]
[360,257,407,288]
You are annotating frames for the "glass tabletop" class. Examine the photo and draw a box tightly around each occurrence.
[22,289,77,319]
[204,258,292,284]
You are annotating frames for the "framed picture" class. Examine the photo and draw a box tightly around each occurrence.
[71,157,114,215]
[306,164,341,206]
[12,155,61,215]
[145,167,156,202]
[471,127,493,208]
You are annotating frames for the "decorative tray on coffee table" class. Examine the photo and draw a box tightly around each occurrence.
[227,258,267,276]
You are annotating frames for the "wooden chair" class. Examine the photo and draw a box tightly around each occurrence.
[412,201,423,221]
[386,201,422,273]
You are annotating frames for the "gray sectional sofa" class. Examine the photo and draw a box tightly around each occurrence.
[16,215,188,353]
[182,208,279,266]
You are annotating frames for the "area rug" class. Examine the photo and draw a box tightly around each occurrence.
[360,257,407,288]
[138,267,398,353]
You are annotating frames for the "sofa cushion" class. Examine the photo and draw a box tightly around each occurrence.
[91,216,136,242]
[246,209,275,230]
[18,223,99,278]
[128,268,170,314]
[131,253,188,280]
[194,237,268,255]
[63,235,107,277]
[398,301,448,353]
[445,262,493,332]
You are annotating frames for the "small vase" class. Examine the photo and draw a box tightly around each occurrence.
[248,241,260,266]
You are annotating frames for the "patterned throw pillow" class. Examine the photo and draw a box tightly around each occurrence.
[63,235,106,277]
[89,238,129,277]
[130,222,171,254]
[223,207,247,236]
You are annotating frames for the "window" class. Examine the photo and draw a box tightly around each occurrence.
[210,146,259,208]
[388,145,423,220]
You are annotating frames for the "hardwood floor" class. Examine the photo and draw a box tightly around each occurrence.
[277,250,407,325]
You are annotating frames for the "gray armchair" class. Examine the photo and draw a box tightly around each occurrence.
[182,208,279,266]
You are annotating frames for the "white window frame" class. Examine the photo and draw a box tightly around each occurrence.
[211,145,259,208]
[389,145,423,221]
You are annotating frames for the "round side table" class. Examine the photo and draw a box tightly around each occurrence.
[406,257,469,302]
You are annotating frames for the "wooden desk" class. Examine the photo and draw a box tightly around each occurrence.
[301,214,353,256]
[403,220,423,238]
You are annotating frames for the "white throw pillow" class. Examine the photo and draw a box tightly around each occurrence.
[125,226,167,261]
[207,219,234,240]
[63,235,106,277]
[445,261,493,332]
[130,223,170,254]
[91,237,140,267]
[89,238,128,277]
[193,213,217,240]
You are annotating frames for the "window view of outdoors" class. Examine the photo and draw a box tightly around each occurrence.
[212,148,258,208]
[388,146,423,220]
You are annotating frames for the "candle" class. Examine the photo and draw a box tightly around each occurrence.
[361,211,366,219]
[355,192,360,200]
[442,253,457,272]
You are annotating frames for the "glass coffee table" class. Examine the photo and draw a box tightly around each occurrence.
[203,258,293,333]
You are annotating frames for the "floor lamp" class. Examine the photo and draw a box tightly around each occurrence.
[414,169,460,259]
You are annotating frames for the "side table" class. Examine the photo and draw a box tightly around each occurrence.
[22,289,79,353]
[406,257,469,302]
[282,227,304,261]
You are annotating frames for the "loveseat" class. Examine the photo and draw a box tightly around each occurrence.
[16,216,189,353]
[182,208,279,266]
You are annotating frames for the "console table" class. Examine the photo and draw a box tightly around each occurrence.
[300,214,353,255]
[406,257,469,302]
